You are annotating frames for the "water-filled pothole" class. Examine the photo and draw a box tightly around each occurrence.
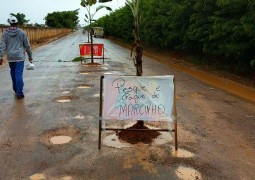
[29,173,46,180]
[55,96,72,103]
[62,91,71,94]
[175,166,201,180]
[50,136,72,145]
[58,99,71,103]
[40,126,80,147]
[103,123,174,148]
[103,134,132,149]
[74,114,85,119]
[171,147,195,158]
[76,84,93,89]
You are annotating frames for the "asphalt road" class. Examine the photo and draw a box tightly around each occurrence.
[0,31,255,180]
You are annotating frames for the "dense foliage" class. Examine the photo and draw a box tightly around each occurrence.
[45,10,79,29]
[97,0,255,75]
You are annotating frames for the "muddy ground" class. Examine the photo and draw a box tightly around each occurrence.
[0,30,255,180]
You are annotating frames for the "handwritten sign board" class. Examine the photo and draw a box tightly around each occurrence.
[79,43,103,57]
[103,75,175,122]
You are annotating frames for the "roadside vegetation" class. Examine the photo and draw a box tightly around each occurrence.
[44,10,79,29]
[96,0,255,80]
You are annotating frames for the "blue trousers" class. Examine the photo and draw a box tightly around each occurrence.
[9,61,24,96]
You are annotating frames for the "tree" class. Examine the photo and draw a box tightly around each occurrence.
[10,13,29,25]
[44,10,79,29]
[99,0,143,76]
[80,0,112,64]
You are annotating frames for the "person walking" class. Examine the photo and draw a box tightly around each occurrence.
[0,16,33,99]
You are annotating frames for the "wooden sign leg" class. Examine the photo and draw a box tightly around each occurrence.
[98,120,102,149]
[174,119,178,151]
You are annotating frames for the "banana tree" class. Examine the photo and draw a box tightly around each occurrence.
[99,0,143,75]
[81,0,112,64]
[100,0,144,127]
[84,14,90,42]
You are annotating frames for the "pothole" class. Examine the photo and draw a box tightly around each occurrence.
[50,136,72,145]
[171,147,195,158]
[74,114,85,119]
[40,126,80,147]
[55,96,72,103]
[103,134,132,149]
[103,122,174,148]
[151,131,173,145]
[58,99,71,103]
[76,84,93,89]
[29,173,46,180]
[175,166,201,180]
[62,91,71,94]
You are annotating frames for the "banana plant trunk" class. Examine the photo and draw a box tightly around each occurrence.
[90,19,94,64]
[134,25,144,127]
[87,29,90,43]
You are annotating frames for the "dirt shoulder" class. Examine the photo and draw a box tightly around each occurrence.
[107,37,255,103]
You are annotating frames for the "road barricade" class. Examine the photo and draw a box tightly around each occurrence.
[79,43,104,64]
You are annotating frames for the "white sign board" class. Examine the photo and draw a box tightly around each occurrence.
[103,75,175,121]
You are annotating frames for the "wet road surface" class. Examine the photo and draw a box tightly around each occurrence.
[0,31,255,179]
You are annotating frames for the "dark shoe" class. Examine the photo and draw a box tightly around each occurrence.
[17,95,24,99]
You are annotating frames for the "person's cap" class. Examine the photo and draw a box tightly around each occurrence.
[8,16,18,24]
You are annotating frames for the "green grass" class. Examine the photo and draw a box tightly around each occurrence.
[72,57,82,62]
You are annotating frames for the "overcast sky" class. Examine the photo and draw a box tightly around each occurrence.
[0,0,126,25]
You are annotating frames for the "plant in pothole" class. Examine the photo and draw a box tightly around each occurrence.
[80,0,112,64]
[100,0,144,128]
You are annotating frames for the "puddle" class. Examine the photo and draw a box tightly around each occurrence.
[152,132,173,145]
[74,114,85,119]
[175,166,201,180]
[77,84,92,89]
[55,96,72,103]
[50,136,72,145]
[171,147,195,158]
[40,126,80,147]
[58,99,71,103]
[29,173,46,180]
[146,124,173,145]
[106,122,173,145]
[103,134,132,148]
[62,91,70,94]
[93,94,100,97]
